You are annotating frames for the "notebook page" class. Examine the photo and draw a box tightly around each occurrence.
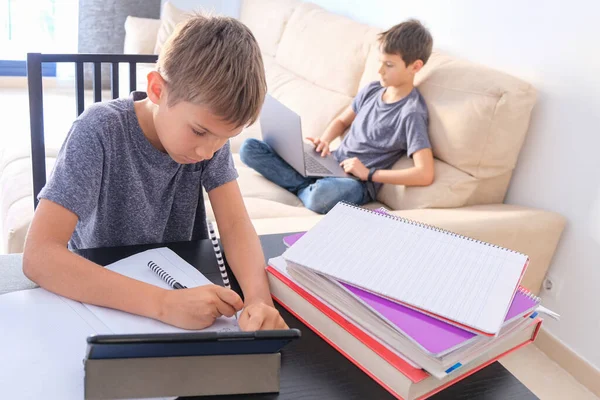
[283,203,528,334]
[82,248,239,334]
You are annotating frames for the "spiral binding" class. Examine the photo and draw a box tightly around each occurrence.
[339,202,527,257]
[148,261,177,288]
[207,219,231,289]
[517,286,541,303]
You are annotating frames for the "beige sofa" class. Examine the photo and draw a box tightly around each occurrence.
[0,0,565,294]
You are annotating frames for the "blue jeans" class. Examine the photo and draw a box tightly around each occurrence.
[239,138,372,214]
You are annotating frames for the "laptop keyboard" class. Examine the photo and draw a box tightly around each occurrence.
[304,152,334,175]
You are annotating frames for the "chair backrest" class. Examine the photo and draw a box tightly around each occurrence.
[26,53,158,209]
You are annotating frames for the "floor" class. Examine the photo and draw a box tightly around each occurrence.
[500,344,598,399]
[0,86,598,400]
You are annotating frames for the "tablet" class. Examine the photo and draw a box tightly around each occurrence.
[86,329,301,360]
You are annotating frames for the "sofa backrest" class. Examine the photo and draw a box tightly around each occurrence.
[275,3,379,98]
[240,1,373,142]
[239,0,299,58]
[238,0,538,208]
[360,47,537,182]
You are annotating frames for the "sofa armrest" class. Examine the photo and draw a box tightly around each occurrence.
[124,16,161,55]
[250,204,566,294]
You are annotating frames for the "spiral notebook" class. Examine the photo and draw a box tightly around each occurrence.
[283,232,540,357]
[282,202,530,336]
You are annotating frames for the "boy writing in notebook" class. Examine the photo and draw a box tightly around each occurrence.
[240,19,435,214]
[22,15,287,331]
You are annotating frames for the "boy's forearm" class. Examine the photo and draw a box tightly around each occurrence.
[372,167,434,186]
[321,119,348,143]
[219,218,273,306]
[23,243,166,319]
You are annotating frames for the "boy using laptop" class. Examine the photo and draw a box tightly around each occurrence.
[23,15,287,332]
[240,19,435,214]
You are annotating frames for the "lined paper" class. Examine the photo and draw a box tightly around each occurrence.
[283,203,528,335]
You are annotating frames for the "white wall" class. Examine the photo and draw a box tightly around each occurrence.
[308,0,600,370]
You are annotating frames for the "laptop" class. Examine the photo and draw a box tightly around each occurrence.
[260,95,351,178]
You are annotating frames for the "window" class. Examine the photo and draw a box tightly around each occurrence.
[0,0,61,76]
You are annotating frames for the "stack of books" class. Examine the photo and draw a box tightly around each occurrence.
[267,202,546,400]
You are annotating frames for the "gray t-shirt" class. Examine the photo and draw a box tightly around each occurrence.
[333,81,431,195]
[39,92,238,250]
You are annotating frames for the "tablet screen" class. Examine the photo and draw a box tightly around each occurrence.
[86,329,301,359]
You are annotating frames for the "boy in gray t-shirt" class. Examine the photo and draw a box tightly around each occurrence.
[23,15,287,332]
[240,20,435,214]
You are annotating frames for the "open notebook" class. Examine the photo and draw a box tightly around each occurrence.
[81,248,239,334]
[0,248,238,400]
[283,202,530,336]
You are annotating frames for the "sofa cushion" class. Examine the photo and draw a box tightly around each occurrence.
[232,154,303,207]
[154,1,190,55]
[124,16,161,54]
[206,197,317,220]
[207,196,387,221]
[239,0,299,57]
[0,153,57,254]
[0,155,56,226]
[262,54,277,74]
[276,3,378,97]
[417,52,537,179]
[377,157,478,210]
[3,197,31,254]
[266,63,352,140]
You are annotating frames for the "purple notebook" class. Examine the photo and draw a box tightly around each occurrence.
[283,232,306,247]
[339,281,540,356]
[282,217,540,356]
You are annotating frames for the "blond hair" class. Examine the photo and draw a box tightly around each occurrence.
[157,13,266,127]
[379,19,433,66]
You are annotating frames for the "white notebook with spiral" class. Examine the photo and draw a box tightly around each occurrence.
[282,202,529,336]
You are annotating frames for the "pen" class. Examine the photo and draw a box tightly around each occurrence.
[147,260,187,289]
[537,305,560,320]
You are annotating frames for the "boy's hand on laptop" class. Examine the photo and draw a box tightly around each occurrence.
[306,136,331,157]
[157,284,244,330]
[340,157,369,180]
[238,301,289,331]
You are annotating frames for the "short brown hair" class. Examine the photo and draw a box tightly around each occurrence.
[378,19,433,66]
[157,13,266,127]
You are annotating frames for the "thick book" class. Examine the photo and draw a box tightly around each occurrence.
[266,259,542,399]
[282,202,530,336]
[288,261,538,374]
[288,259,539,371]
[271,256,537,377]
